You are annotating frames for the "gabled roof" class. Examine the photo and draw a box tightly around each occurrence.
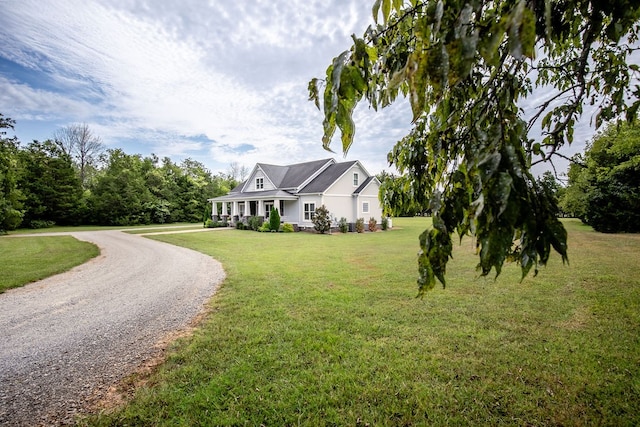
[210,158,370,202]
[353,176,376,194]
[299,161,358,194]
[240,158,333,193]
[263,158,333,189]
[258,163,289,187]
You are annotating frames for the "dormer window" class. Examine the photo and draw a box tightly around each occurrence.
[256,177,264,190]
[353,172,359,186]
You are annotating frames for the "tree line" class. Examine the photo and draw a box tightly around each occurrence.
[377,119,640,235]
[1,114,239,232]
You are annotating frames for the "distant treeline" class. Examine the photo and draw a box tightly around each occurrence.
[1,114,239,231]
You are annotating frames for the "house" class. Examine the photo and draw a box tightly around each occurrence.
[208,158,384,230]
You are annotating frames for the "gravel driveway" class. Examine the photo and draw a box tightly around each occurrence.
[0,230,225,426]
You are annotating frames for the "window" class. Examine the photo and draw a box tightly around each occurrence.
[304,203,316,220]
[256,177,264,189]
[362,201,369,213]
[279,200,285,216]
[353,172,359,186]
[264,202,273,218]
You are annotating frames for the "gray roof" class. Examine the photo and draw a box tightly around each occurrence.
[256,158,332,189]
[209,189,297,202]
[258,163,288,187]
[299,161,358,193]
[353,176,375,194]
[209,158,369,201]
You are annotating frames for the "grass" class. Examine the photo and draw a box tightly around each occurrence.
[7,222,202,234]
[75,218,639,425]
[0,235,99,293]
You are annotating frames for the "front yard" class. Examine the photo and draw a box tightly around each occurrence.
[69,218,640,424]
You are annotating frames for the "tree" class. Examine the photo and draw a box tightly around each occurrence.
[312,205,332,234]
[309,0,639,293]
[559,154,589,221]
[17,140,83,226]
[0,114,23,232]
[176,158,217,223]
[54,123,104,188]
[536,171,564,216]
[88,149,154,225]
[561,121,640,232]
[269,207,281,231]
[228,162,249,182]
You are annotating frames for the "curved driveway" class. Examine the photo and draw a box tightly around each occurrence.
[0,230,225,426]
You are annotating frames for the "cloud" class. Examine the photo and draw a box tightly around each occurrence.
[0,0,388,174]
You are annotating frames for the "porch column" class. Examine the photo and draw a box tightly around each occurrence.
[232,201,238,216]
[222,201,228,217]
[212,201,218,218]
[274,199,280,216]
[257,200,263,217]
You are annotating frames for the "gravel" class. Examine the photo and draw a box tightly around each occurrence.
[0,230,225,426]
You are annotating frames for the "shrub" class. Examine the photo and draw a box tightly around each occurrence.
[338,217,349,233]
[368,217,377,232]
[312,205,332,234]
[355,218,365,233]
[28,219,55,229]
[381,216,389,230]
[282,223,294,233]
[269,208,281,231]
[248,216,263,231]
[236,222,247,230]
[258,222,271,232]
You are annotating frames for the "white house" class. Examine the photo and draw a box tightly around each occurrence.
[208,158,384,229]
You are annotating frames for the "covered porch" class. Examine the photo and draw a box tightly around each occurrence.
[209,192,298,226]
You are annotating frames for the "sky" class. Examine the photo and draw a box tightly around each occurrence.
[0,0,624,178]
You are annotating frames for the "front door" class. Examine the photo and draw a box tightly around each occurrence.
[264,202,274,219]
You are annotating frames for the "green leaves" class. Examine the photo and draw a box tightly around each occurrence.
[310,0,640,292]
[373,0,404,25]
[313,49,369,154]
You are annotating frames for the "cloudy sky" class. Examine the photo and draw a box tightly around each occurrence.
[0,0,617,177]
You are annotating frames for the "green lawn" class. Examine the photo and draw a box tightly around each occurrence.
[78,218,638,425]
[0,236,99,293]
[7,222,202,235]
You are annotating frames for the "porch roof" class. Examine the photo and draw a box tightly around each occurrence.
[208,189,298,202]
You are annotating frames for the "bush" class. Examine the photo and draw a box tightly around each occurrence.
[269,208,281,231]
[381,216,389,230]
[236,222,246,230]
[338,217,349,233]
[248,216,263,231]
[258,222,271,232]
[282,223,295,233]
[28,219,55,229]
[355,218,365,233]
[204,219,216,228]
[368,217,377,232]
[312,205,332,234]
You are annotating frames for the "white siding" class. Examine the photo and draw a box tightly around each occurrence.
[298,195,323,227]
[322,195,353,222]
[325,164,368,195]
[356,181,383,226]
[247,169,275,192]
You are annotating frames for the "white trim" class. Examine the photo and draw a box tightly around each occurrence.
[295,159,335,192]
[242,165,278,192]
[303,202,316,221]
[320,161,363,194]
